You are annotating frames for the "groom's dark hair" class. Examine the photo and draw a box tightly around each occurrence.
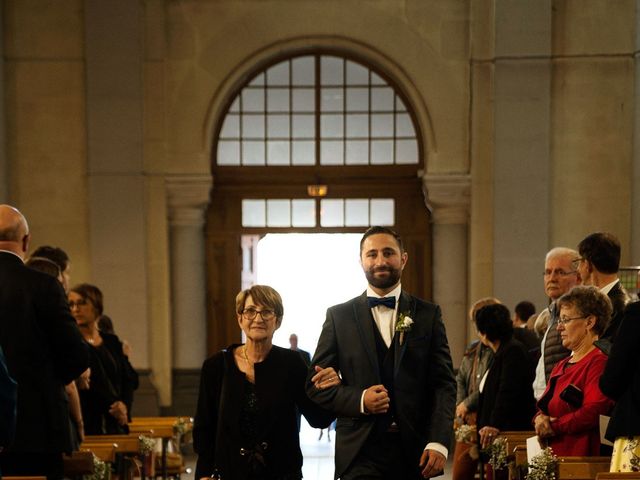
[360,226,404,254]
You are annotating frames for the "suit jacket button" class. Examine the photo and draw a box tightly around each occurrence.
[261,442,268,450]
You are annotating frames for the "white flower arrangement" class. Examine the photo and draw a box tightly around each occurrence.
[454,424,477,444]
[138,434,156,455]
[526,447,558,480]
[83,453,108,480]
[485,436,508,471]
[395,312,414,345]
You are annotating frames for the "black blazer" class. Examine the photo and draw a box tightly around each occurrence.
[0,251,89,453]
[601,281,630,342]
[599,301,640,440]
[306,291,457,479]
[0,344,16,447]
[193,345,333,480]
[478,337,536,431]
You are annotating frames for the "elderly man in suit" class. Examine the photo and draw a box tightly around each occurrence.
[0,205,89,479]
[307,226,456,479]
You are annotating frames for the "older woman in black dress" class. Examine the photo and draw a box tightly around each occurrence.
[194,285,338,480]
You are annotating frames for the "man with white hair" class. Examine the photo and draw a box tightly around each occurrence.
[0,205,89,479]
[532,247,581,399]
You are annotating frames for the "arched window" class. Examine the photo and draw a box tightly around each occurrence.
[216,54,419,166]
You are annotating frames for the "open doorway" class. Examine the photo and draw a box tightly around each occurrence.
[256,233,364,355]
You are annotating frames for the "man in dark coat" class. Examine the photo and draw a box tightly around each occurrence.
[0,205,89,479]
[307,226,456,479]
[576,232,629,349]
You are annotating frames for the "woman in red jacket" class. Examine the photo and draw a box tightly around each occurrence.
[534,286,614,456]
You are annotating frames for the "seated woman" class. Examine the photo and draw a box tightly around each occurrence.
[193,285,338,480]
[68,283,139,435]
[534,285,614,456]
[475,303,536,449]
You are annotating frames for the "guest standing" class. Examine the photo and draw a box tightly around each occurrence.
[69,283,138,435]
[600,301,640,472]
[534,286,614,456]
[0,205,89,479]
[476,303,536,449]
[452,298,497,480]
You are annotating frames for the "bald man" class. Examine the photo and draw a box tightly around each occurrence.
[0,205,89,479]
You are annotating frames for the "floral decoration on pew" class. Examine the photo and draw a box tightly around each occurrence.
[454,424,479,460]
[84,452,108,480]
[526,446,557,480]
[483,436,508,471]
[138,434,156,456]
[174,416,194,444]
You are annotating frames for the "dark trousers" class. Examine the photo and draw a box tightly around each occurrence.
[341,431,422,480]
[0,451,64,480]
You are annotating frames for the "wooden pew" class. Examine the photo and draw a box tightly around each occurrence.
[129,417,192,479]
[557,456,611,480]
[500,431,536,455]
[63,450,97,476]
[78,443,118,463]
[596,474,640,479]
[4,477,47,480]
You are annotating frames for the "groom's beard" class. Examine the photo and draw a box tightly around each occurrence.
[365,265,402,290]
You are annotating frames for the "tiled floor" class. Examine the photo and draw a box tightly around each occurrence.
[183,420,454,479]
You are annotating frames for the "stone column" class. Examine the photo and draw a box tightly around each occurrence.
[423,174,470,368]
[167,175,212,369]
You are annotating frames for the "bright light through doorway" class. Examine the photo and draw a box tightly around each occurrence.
[256,233,365,356]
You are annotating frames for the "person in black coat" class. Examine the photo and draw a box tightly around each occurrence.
[68,283,138,435]
[194,285,337,480]
[0,205,89,479]
[475,303,536,448]
[599,301,640,471]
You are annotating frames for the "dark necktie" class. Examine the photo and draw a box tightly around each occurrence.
[367,296,396,309]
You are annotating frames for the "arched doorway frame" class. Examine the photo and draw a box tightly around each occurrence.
[202,37,439,354]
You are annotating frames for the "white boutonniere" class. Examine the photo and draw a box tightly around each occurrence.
[395,312,414,345]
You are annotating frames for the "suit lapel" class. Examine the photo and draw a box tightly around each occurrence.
[393,291,415,377]
[353,293,380,375]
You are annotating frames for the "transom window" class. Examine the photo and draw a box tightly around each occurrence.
[242,198,395,228]
[217,54,418,166]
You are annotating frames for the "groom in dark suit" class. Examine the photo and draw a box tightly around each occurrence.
[0,205,89,479]
[307,226,456,479]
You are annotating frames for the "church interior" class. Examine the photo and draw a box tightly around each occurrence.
[1,0,639,440]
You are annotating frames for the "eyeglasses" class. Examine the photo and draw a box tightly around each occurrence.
[543,269,577,277]
[68,299,88,309]
[557,315,586,326]
[571,257,585,270]
[241,307,276,321]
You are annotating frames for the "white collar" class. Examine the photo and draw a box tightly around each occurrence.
[366,283,401,300]
[600,278,620,295]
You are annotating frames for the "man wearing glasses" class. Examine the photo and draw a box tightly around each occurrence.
[532,247,581,399]
[575,232,629,346]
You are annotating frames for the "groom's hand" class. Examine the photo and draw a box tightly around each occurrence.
[363,384,390,414]
[419,449,445,478]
